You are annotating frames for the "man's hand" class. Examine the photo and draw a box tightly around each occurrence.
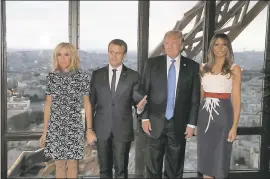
[141,120,151,135]
[185,126,194,139]
[137,95,147,111]
[194,127,197,136]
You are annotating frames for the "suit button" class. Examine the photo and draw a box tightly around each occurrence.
[112,104,114,106]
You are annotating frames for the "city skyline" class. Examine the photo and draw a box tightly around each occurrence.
[5,1,268,52]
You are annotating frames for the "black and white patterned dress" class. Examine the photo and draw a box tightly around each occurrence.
[44,69,90,160]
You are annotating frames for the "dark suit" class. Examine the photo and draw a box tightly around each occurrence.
[140,55,200,178]
[90,64,144,178]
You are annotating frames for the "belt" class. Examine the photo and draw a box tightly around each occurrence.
[202,92,231,132]
[204,92,231,99]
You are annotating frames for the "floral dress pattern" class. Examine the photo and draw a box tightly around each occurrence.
[44,70,90,160]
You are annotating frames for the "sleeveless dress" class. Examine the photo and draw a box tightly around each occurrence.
[44,70,90,160]
[197,64,237,178]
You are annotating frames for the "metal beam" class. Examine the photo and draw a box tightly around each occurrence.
[215,1,246,29]
[3,132,42,141]
[1,1,8,179]
[149,1,267,60]
[202,0,216,63]
[261,1,270,175]
[135,0,149,177]
[227,1,268,42]
[149,1,205,58]
[69,0,80,49]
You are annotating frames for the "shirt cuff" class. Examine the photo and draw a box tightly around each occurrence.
[141,119,149,122]
[187,124,196,128]
[137,108,144,114]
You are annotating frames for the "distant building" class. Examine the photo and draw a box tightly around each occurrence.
[7,96,31,119]
[23,87,45,99]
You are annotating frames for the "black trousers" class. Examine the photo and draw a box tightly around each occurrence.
[96,133,131,179]
[145,118,186,179]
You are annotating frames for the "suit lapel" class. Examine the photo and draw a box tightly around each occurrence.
[112,65,128,100]
[161,56,168,101]
[158,55,168,101]
[103,65,111,95]
[175,56,188,100]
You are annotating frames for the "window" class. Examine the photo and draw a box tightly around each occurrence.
[5,1,69,177]
[80,1,138,72]
[6,1,69,133]
[230,135,260,170]
[149,1,200,172]
[149,1,199,58]
[80,1,138,174]
[7,140,42,177]
[230,2,267,127]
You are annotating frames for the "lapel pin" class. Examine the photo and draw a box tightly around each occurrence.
[183,64,186,66]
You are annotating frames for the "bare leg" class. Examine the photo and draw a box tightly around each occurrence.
[55,160,67,179]
[66,160,78,178]
[203,175,214,179]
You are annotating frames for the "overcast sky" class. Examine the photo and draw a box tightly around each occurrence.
[5,1,268,52]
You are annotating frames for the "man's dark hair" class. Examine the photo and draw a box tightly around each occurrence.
[108,39,128,54]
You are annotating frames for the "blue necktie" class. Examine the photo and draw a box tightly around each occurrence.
[165,59,176,120]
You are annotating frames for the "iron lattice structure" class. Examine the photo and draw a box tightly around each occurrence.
[149,0,268,59]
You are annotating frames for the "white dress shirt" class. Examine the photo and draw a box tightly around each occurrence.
[141,55,195,128]
[109,63,123,90]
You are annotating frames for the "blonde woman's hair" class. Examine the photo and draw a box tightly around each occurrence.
[52,42,80,72]
[202,33,234,77]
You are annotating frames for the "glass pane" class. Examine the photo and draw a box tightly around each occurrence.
[80,1,138,72]
[230,135,261,170]
[231,2,267,127]
[8,140,43,178]
[80,1,138,175]
[7,140,116,177]
[6,1,69,132]
[149,1,200,172]
[184,137,197,171]
[149,1,199,56]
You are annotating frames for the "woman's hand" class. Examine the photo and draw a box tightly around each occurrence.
[87,129,97,145]
[40,132,46,148]
[227,128,237,142]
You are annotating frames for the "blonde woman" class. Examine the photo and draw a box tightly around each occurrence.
[197,33,242,179]
[40,42,96,178]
